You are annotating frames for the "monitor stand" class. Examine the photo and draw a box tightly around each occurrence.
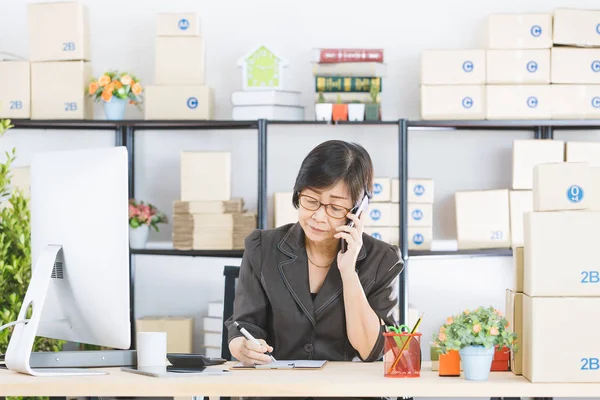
[5,244,107,376]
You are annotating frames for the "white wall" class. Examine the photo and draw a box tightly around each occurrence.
[2,2,600,397]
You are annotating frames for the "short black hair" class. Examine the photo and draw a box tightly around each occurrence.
[292,140,374,209]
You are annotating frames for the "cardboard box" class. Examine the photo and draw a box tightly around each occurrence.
[509,190,532,246]
[589,167,600,210]
[551,48,600,84]
[551,85,600,119]
[365,202,392,226]
[505,289,523,375]
[391,178,399,203]
[407,203,433,227]
[408,179,434,203]
[145,85,213,120]
[455,189,511,249]
[533,162,589,211]
[388,203,401,228]
[136,317,193,354]
[157,13,199,36]
[0,61,30,119]
[524,210,600,297]
[486,50,550,84]
[487,14,553,49]
[155,37,205,85]
[523,295,600,382]
[202,316,223,333]
[27,2,90,62]
[364,227,393,244]
[421,85,486,120]
[274,192,297,228]
[512,140,565,190]
[553,8,600,47]
[566,142,600,167]
[420,50,485,85]
[486,85,551,120]
[31,61,92,120]
[513,246,524,292]
[180,152,231,202]
[372,177,391,202]
[408,227,432,250]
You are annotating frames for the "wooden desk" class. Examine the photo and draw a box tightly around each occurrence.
[1,362,598,398]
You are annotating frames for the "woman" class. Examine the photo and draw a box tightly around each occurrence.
[225,140,404,397]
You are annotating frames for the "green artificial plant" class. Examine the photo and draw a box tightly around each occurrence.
[0,119,65,387]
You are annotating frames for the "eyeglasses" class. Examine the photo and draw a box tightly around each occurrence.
[298,193,352,219]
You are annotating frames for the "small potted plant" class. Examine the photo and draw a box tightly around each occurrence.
[128,199,167,248]
[332,94,348,121]
[348,100,365,122]
[314,92,332,121]
[88,71,143,120]
[432,306,517,381]
[365,83,381,121]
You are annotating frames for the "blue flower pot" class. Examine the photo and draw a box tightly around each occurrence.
[104,97,126,120]
[459,345,494,381]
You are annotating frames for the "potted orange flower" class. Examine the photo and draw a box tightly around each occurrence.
[88,71,143,120]
[432,306,517,381]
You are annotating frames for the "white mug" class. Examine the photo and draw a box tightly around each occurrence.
[137,331,167,367]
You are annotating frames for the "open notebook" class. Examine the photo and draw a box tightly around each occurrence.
[231,360,327,370]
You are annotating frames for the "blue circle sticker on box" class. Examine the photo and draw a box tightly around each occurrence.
[592,97,600,109]
[413,184,425,197]
[567,185,584,203]
[374,183,382,195]
[187,97,199,109]
[592,61,600,73]
[462,61,474,73]
[412,234,424,245]
[370,209,381,221]
[462,97,473,109]
[178,19,190,30]
[530,25,542,37]
[372,232,382,240]
[526,61,538,73]
[411,209,423,221]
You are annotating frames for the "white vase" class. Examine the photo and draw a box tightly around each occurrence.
[348,104,365,121]
[315,103,333,121]
[459,345,495,381]
[129,225,149,248]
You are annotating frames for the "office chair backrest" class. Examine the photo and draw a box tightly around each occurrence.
[221,265,240,361]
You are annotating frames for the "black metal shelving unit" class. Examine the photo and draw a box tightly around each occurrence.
[11,117,592,339]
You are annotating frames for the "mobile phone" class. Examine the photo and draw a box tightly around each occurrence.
[340,194,369,253]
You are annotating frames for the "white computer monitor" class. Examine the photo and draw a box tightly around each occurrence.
[5,146,131,376]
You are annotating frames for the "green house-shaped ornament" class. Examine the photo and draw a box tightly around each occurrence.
[237,45,288,91]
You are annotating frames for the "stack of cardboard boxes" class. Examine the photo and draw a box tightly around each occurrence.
[506,141,600,382]
[551,9,600,119]
[172,151,256,250]
[0,2,93,120]
[421,8,600,120]
[145,13,214,120]
[454,139,564,250]
[201,301,224,358]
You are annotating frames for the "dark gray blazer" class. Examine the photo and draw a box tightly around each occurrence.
[225,222,404,374]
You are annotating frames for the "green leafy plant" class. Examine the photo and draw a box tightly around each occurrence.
[432,306,517,355]
[0,119,65,400]
[128,198,168,232]
[336,94,343,104]
[317,92,326,103]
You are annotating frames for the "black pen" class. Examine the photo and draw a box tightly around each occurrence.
[234,321,277,362]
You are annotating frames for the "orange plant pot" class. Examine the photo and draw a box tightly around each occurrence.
[332,104,348,121]
[439,350,461,377]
